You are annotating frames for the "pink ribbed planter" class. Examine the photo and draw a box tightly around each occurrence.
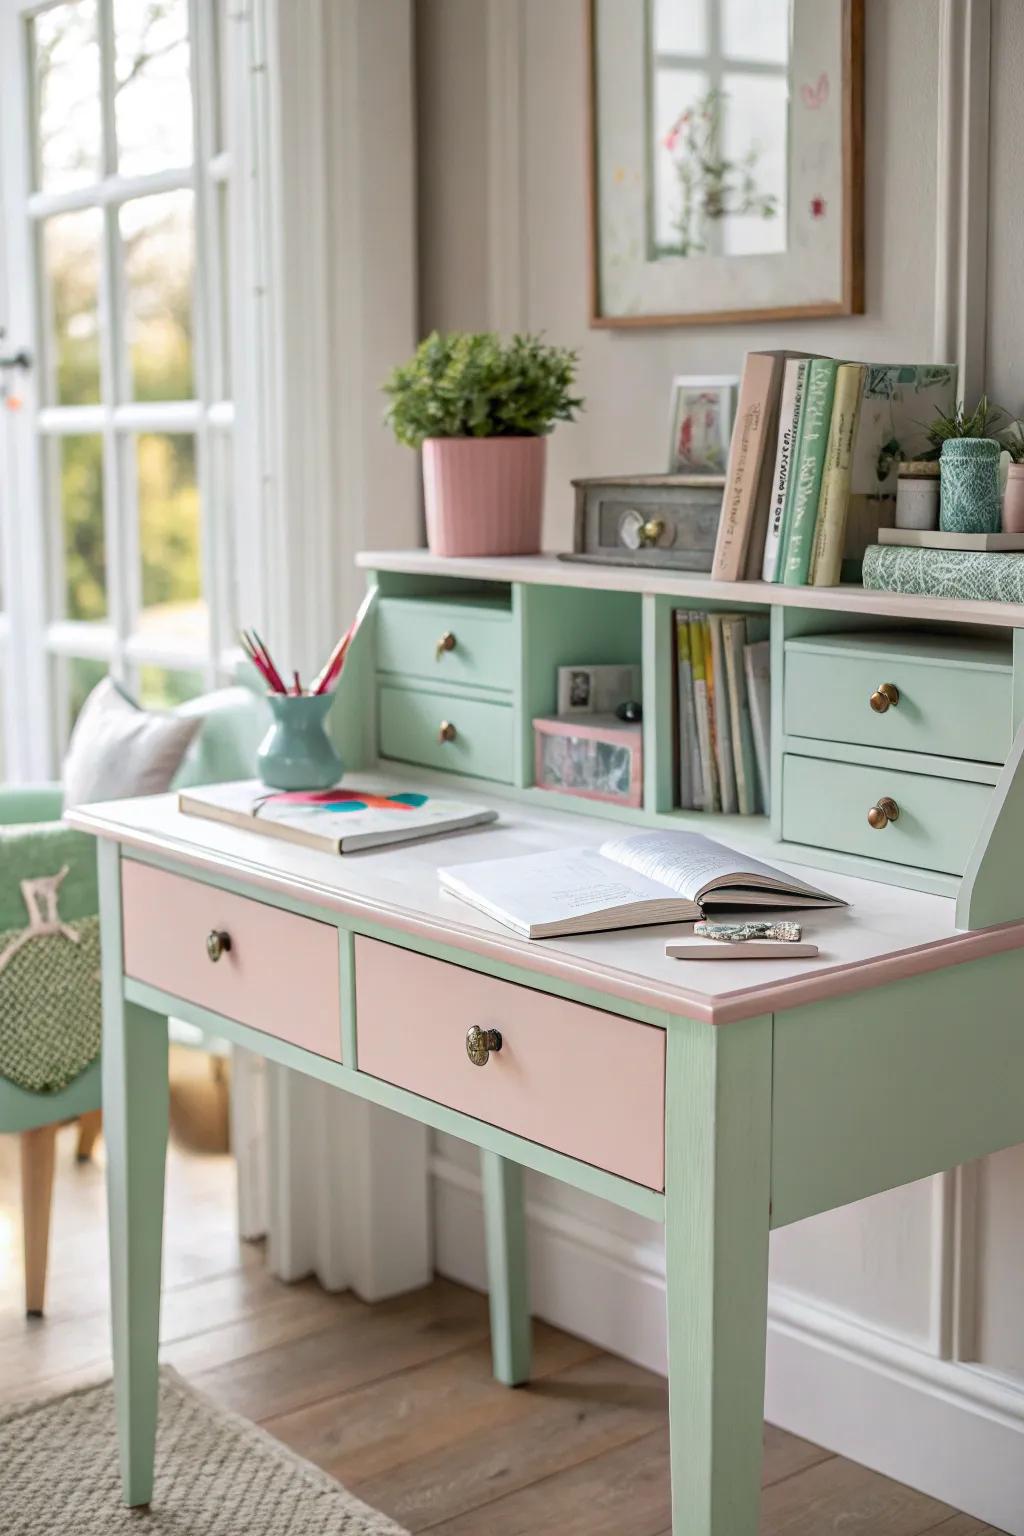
[422,436,546,556]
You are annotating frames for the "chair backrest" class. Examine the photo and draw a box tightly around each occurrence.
[173,682,269,790]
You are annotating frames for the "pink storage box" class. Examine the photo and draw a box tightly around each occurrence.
[532,715,643,808]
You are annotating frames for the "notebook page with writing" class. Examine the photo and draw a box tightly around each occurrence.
[597,831,840,906]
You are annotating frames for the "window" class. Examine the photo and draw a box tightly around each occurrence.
[648,0,790,260]
[0,0,237,777]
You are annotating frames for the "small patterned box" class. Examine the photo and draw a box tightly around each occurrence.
[533,715,643,808]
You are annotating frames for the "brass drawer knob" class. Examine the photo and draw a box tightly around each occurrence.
[206,929,232,962]
[638,518,664,547]
[436,631,457,660]
[466,1025,503,1067]
[870,682,900,713]
[438,720,457,743]
[867,796,900,829]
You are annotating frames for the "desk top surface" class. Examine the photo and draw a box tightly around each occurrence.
[70,774,1024,1024]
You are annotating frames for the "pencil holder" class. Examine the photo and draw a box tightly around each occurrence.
[257,693,343,790]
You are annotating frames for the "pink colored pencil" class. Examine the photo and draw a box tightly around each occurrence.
[312,590,375,694]
[239,631,279,693]
[250,630,288,694]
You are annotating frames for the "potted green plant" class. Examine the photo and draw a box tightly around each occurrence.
[924,396,1008,534]
[383,331,583,557]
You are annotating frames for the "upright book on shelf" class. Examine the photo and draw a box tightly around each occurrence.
[675,611,701,810]
[689,615,719,812]
[779,359,839,586]
[762,358,811,582]
[712,351,802,582]
[744,639,772,815]
[722,616,769,815]
[809,362,867,586]
[707,615,737,814]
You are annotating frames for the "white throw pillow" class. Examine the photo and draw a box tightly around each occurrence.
[63,677,203,811]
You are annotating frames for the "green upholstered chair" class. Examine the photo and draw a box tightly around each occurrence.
[0,681,268,1315]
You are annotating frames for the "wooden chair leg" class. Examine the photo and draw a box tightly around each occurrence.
[76,1109,103,1163]
[21,1124,58,1318]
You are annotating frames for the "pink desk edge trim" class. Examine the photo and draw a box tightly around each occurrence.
[69,810,1024,1026]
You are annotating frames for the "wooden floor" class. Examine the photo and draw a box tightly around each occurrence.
[0,1127,1003,1536]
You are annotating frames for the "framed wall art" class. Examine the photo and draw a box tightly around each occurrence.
[587,0,864,327]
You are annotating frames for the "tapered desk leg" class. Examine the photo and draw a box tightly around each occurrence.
[664,1015,772,1536]
[99,842,169,1507]
[481,1150,531,1385]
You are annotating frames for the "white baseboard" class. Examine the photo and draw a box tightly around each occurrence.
[431,1155,1024,1536]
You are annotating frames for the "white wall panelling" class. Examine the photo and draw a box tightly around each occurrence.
[414,2,1024,1525]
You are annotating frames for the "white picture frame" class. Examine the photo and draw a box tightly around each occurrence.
[667,375,738,474]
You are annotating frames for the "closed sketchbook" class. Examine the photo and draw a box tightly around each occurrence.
[179,781,498,853]
[440,829,843,940]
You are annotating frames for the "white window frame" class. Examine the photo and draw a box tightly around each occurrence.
[0,0,238,780]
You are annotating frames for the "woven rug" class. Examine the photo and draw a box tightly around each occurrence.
[0,1367,408,1535]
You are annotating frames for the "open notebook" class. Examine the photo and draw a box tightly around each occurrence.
[439,830,842,939]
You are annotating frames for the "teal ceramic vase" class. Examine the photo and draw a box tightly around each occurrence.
[939,437,1003,534]
[257,693,343,790]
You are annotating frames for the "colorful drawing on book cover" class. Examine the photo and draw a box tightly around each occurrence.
[258,789,430,814]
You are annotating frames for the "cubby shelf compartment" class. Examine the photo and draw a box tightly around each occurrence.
[354,551,1024,916]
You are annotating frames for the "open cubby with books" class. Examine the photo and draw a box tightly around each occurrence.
[357,551,1024,906]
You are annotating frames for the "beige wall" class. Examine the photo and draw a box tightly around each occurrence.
[416,0,1024,1514]
[418,0,941,547]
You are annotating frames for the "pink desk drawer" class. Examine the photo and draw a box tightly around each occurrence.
[354,937,665,1189]
[122,861,342,1061]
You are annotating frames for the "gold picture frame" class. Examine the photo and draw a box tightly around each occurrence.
[587,0,864,328]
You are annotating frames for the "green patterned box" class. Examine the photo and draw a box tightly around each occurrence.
[862,544,1024,604]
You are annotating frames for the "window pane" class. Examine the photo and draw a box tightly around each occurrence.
[137,665,203,709]
[137,433,206,647]
[33,0,102,193]
[653,67,710,252]
[41,209,102,407]
[721,0,789,65]
[720,72,789,256]
[58,435,106,621]
[113,0,193,176]
[121,191,195,402]
[653,0,707,56]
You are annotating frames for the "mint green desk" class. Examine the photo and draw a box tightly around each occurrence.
[70,553,1024,1536]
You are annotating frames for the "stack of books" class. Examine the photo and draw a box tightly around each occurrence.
[674,611,770,815]
[711,352,958,588]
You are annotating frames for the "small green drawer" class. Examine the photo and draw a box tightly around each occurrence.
[379,684,514,783]
[377,597,514,693]
[785,631,1012,764]
[781,753,992,875]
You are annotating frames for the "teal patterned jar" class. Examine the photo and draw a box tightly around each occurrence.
[257,693,343,790]
[939,437,1003,534]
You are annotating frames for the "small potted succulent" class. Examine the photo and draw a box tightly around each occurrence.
[924,395,1008,534]
[383,331,583,557]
